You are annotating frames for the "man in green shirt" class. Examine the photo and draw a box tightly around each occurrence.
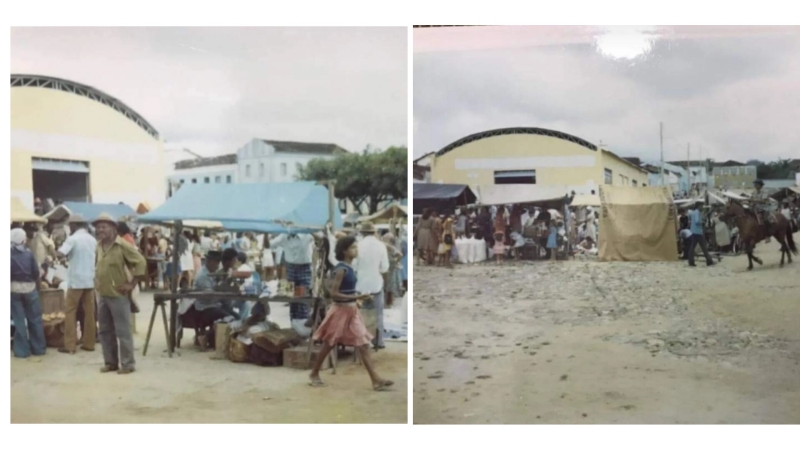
[93,213,147,375]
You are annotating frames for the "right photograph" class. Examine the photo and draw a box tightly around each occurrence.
[412,25,800,424]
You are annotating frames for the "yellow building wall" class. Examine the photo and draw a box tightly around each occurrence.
[430,134,649,190]
[11,87,165,208]
[431,134,602,186]
[597,150,650,187]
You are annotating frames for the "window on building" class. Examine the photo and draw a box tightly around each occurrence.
[280,163,287,176]
[204,177,210,184]
[604,169,613,185]
[245,165,251,177]
[192,178,197,184]
[215,176,221,183]
[494,170,536,185]
[642,183,647,187]
[226,175,232,183]
[259,163,265,178]
[632,179,638,187]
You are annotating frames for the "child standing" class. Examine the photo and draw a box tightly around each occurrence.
[309,236,394,391]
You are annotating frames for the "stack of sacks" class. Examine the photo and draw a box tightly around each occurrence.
[455,238,472,264]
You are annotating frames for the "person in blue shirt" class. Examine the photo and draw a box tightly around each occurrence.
[687,201,715,267]
[10,228,46,359]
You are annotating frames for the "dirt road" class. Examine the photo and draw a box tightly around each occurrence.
[11,294,407,424]
[413,239,800,424]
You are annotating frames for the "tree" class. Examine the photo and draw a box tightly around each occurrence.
[296,146,408,214]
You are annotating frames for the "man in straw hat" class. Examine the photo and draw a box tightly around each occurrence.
[93,213,147,374]
[57,214,98,354]
[353,221,390,348]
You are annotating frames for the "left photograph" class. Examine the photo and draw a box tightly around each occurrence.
[10,26,409,424]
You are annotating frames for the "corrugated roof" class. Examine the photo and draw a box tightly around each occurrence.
[262,140,347,155]
[175,154,237,170]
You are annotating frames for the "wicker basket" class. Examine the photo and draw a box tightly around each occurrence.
[39,289,65,315]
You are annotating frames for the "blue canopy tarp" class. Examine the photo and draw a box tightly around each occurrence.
[139,182,341,233]
[44,201,137,223]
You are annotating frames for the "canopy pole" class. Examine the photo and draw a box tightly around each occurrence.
[318,180,337,231]
[171,220,183,294]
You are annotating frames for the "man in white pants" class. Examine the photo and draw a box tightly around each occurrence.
[354,222,389,349]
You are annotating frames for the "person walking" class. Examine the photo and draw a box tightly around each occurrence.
[354,222,390,349]
[93,213,147,374]
[414,208,435,265]
[687,201,715,267]
[308,236,394,391]
[10,228,46,359]
[57,214,98,354]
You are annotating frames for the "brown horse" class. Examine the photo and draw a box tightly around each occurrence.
[720,200,797,270]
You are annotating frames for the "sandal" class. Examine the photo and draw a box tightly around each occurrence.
[100,365,119,373]
[373,380,394,391]
[58,348,75,355]
[308,376,326,387]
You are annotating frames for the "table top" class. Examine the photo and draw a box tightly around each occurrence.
[152,291,315,304]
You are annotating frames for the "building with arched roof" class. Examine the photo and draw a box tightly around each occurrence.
[429,127,649,192]
[11,74,166,210]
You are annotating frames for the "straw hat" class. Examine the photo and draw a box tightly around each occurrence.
[92,212,117,227]
[68,214,88,224]
[360,222,376,234]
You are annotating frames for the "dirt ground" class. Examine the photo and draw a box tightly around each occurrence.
[413,238,800,424]
[10,294,407,424]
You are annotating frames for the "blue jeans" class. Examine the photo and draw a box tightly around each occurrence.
[233,300,251,321]
[10,290,47,358]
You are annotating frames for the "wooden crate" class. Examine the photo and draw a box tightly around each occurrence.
[40,289,65,315]
[283,345,331,370]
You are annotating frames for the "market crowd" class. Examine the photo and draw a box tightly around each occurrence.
[11,214,408,377]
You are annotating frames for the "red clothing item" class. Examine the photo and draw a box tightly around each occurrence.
[122,234,136,246]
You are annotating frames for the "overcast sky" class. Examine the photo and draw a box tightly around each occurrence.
[12,27,407,160]
[414,26,800,163]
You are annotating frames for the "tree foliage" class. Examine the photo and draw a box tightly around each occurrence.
[745,159,798,180]
[296,146,407,214]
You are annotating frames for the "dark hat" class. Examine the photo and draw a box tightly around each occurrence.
[206,250,223,261]
[360,222,376,234]
[753,179,764,186]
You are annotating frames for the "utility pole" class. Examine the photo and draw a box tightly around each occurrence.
[687,143,691,196]
[660,122,665,186]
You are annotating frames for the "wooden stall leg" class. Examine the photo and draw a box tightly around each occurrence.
[169,299,178,355]
[142,299,159,356]
[306,298,323,370]
[160,302,173,358]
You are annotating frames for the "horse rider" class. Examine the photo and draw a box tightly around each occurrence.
[749,179,775,243]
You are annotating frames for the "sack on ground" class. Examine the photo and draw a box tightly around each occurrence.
[43,319,65,348]
[250,344,283,366]
[251,329,301,354]
[228,336,250,363]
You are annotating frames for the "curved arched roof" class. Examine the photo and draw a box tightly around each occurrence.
[11,74,160,139]
[435,127,598,157]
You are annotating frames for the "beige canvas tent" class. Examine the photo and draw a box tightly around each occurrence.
[598,185,678,262]
[359,202,407,224]
[571,194,601,207]
[11,197,46,223]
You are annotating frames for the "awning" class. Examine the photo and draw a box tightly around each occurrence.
[359,202,408,224]
[31,158,89,173]
[413,184,476,212]
[11,197,46,223]
[476,184,572,206]
[44,201,137,223]
[571,194,601,207]
[139,181,342,234]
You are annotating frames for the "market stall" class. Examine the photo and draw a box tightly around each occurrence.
[413,183,476,213]
[598,185,679,262]
[475,184,576,260]
[137,181,343,369]
[43,201,137,223]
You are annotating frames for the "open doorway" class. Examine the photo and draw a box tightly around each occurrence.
[31,157,90,204]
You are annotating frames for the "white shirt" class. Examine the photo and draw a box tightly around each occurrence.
[271,233,314,265]
[57,228,97,289]
[585,220,597,242]
[354,235,389,294]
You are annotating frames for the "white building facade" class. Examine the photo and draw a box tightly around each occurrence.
[236,138,346,184]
